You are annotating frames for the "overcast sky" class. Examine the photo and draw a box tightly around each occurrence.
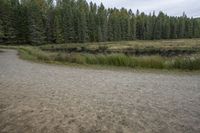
[86,0,200,18]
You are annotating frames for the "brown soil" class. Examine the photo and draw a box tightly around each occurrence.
[0,50,200,133]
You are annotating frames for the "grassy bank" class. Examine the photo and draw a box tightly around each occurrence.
[18,46,200,70]
[1,39,200,71]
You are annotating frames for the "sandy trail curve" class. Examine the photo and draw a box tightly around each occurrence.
[0,49,200,133]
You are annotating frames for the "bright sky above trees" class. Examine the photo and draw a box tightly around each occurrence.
[86,0,200,17]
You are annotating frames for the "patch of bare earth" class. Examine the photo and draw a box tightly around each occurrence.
[0,50,200,133]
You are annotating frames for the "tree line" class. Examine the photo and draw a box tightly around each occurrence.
[0,0,200,44]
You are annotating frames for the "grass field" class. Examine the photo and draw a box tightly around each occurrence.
[40,39,200,56]
[12,39,200,70]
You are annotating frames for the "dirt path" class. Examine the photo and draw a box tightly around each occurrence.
[0,49,200,133]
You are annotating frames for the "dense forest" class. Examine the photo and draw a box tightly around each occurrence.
[0,0,200,45]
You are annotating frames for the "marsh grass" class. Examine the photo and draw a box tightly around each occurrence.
[19,47,54,62]
[19,47,200,70]
[39,39,200,57]
[170,57,200,70]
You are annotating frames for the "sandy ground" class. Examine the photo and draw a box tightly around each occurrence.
[0,49,200,133]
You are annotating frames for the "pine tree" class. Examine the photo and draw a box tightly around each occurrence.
[186,18,193,38]
[0,0,200,44]
[107,9,114,41]
[88,2,97,42]
[162,15,170,39]
[144,14,151,40]
[192,19,199,38]
[127,14,131,40]
[108,8,121,41]
[0,19,4,43]
[77,11,88,42]
[170,17,178,39]
[130,12,136,40]
[0,0,16,43]
[76,0,89,43]
[60,0,75,43]
[153,12,163,39]
[27,0,46,44]
[97,3,107,41]
[0,0,5,43]
[178,13,186,38]
[45,0,55,43]
[97,26,102,42]
[54,13,64,43]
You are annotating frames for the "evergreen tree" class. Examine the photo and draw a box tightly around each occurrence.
[0,0,200,44]
[144,14,152,40]
[45,0,55,43]
[129,11,136,40]
[162,15,170,39]
[170,17,178,39]
[97,3,107,41]
[0,18,4,43]
[0,0,16,43]
[192,19,200,38]
[186,18,193,38]
[107,9,114,41]
[27,0,46,44]
[88,2,97,42]
[97,26,102,42]
[153,12,163,39]
[54,11,64,43]
[178,13,186,38]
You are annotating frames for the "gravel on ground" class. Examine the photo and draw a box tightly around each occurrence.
[0,49,200,133]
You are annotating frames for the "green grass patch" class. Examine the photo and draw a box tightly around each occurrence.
[18,46,55,62]
[83,54,200,70]
[2,39,199,71]
[19,46,200,70]
[39,39,200,57]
